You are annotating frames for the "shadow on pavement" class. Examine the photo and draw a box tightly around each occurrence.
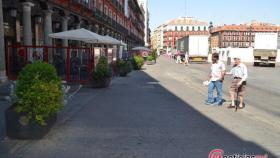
[0,70,278,158]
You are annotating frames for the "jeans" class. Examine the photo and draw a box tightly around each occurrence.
[207,80,223,104]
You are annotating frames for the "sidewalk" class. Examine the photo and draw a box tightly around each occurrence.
[0,68,278,158]
[0,81,12,140]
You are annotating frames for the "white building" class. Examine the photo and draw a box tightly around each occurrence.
[137,0,150,47]
[151,24,165,50]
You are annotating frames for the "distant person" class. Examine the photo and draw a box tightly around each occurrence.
[70,52,81,80]
[205,53,226,106]
[184,51,189,66]
[176,50,182,64]
[32,50,42,61]
[17,48,26,72]
[226,56,248,109]
[54,53,65,76]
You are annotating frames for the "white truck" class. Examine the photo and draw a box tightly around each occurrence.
[177,35,209,62]
[253,33,278,67]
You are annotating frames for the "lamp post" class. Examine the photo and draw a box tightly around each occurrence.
[208,21,213,54]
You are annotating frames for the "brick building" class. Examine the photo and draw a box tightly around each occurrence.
[0,0,145,82]
[1,0,144,48]
[210,21,280,49]
[162,17,209,51]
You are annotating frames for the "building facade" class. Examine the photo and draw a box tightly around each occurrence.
[151,24,164,50]
[137,0,150,47]
[210,21,280,49]
[0,0,145,81]
[162,17,209,51]
[1,0,145,48]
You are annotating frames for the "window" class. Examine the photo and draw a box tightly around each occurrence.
[198,26,200,31]
[186,26,189,31]
[104,5,108,15]
[109,10,112,18]
[181,26,183,31]
[81,0,89,8]
[175,26,177,31]
[113,13,116,20]
[204,26,206,31]
[192,26,195,31]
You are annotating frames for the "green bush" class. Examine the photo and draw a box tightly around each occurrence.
[15,62,63,126]
[117,59,132,76]
[92,56,112,82]
[147,55,154,61]
[131,55,144,70]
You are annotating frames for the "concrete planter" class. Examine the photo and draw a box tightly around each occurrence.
[91,78,111,88]
[119,71,128,77]
[5,105,57,139]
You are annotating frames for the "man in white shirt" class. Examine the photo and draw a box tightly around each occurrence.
[205,53,226,105]
[227,56,248,109]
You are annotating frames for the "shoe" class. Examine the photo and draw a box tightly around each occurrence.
[213,102,222,106]
[237,105,245,109]
[227,104,235,109]
[205,102,213,105]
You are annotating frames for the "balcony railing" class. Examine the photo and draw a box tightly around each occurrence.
[71,0,90,8]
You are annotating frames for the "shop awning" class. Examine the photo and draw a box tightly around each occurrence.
[49,28,103,43]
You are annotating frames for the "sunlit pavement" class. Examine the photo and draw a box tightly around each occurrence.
[0,56,279,158]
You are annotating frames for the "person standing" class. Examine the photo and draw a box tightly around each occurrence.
[227,56,248,109]
[184,51,189,66]
[175,50,181,64]
[205,53,226,105]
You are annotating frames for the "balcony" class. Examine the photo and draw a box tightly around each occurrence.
[93,9,103,21]
[116,23,128,35]
[70,0,91,9]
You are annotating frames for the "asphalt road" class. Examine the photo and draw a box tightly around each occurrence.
[145,56,280,157]
[174,58,280,127]
[0,56,279,158]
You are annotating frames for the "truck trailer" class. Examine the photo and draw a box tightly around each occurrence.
[177,35,209,63]
[253,33,278,67]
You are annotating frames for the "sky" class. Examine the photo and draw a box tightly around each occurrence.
[149,0,280,30]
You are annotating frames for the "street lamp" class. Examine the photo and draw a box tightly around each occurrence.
[208,21,213,54]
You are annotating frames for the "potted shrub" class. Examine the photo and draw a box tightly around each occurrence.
[5,62,63,139]
[131,55,144,70]
[91,56,112,88]
[151,49,158,63]
[146,55,155,65]
[117,60,132,77]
